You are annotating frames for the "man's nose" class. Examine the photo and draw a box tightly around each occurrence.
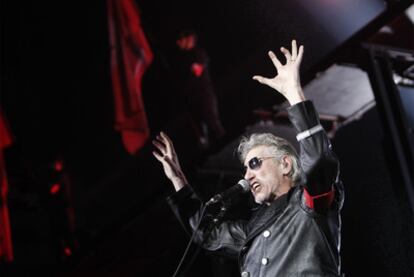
[244,168,254,180]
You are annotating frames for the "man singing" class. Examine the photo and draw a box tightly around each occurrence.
[153,40,343,276]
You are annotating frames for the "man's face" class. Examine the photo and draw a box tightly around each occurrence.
[176,35,196,50]
[176,37,186,50]
[243,146,287,205]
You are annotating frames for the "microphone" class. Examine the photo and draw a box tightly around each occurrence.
[206,179,250,206]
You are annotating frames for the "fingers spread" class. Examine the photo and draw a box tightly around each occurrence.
[152,150,163,162]
[291,40,297,59]
[297,45,304,64]
[152,139,166,153]
[252,75,270,86]
[268,51,282,69]
[160,131,172,144]
[160,131,173,154]
[280,47,292,63]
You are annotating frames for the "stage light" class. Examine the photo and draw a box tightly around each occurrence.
[64,247,72,257]
[53,160,64,172]
[50,183,61,195]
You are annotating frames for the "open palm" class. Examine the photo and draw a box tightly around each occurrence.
[253,40,305,105]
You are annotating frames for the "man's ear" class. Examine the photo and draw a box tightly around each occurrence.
[281,155,293,176]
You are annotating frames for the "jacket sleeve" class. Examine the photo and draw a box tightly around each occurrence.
[287,100,340,208]
[166,185,248,257]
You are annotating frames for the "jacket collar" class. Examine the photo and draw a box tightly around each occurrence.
[246,186,296,241]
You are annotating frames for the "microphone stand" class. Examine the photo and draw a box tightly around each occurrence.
[172,201,229,277]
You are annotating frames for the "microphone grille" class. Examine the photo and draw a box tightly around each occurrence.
[238,179,250,192]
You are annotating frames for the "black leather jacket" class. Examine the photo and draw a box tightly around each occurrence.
[167,101,344,276]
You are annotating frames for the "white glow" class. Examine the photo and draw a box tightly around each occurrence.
[405,4,414,24]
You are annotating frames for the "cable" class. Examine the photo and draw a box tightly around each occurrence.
[171,205,208,277]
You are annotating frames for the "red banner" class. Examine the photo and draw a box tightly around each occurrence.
[0,110,13,262]
[107,0,154,154]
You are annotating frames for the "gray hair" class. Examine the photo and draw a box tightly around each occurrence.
[237,133,303,184]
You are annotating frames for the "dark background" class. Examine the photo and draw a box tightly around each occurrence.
[2,0,414,276]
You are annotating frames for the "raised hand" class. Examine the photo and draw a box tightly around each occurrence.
[253,40,305,105]
[152,132,188,191]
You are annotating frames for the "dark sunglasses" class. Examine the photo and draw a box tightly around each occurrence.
[243,156,274,174]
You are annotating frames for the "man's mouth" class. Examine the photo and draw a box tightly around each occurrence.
[251,182,261,193]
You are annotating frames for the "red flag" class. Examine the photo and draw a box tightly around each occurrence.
[0,110,13,262]
[107,0,154,154]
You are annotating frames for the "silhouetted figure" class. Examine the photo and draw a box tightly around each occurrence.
[173,29,225,148]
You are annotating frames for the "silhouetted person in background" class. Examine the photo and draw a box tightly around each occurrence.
[173,29,225,148]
